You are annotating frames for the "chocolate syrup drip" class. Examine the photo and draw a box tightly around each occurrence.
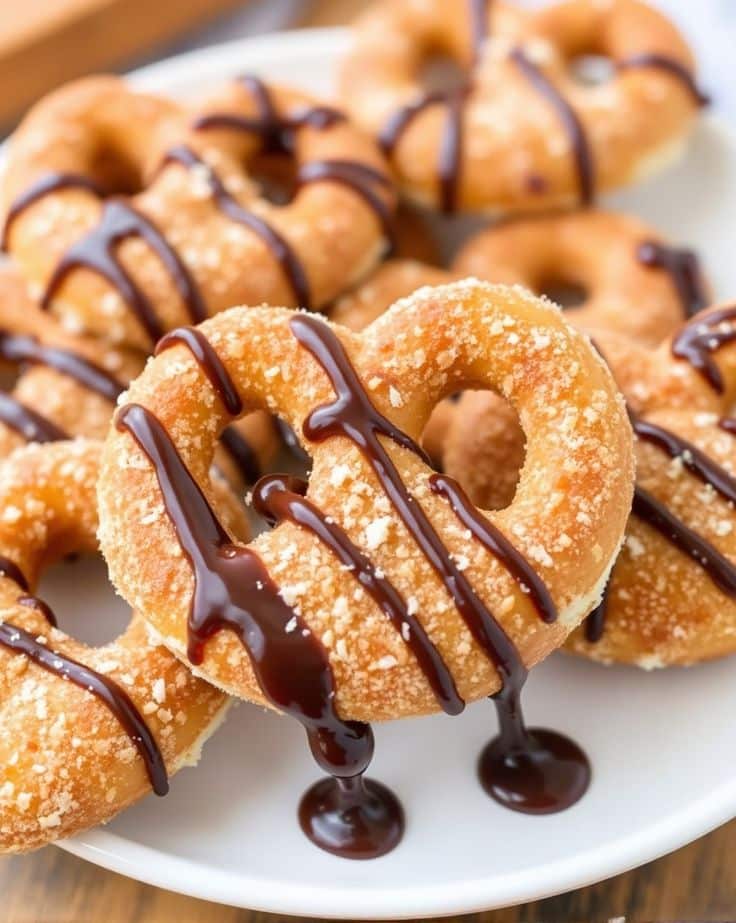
[617,54,710,107]
[0,392,69,443]
[637,241,708,319]
[0,332,124,402]
[296,159,396,253]
[719,417,736,436]
[252,473,463,715]
[633,416,736,505]
[0,619,168,795]
[219,427,262,485]
[634,485,736,594]
[379,89,468,215]
[0,556,29,591]
[671,304,736,393]
[159,145,311,309]
[468,0,490,67]
[584,593,607,643]
[290,314,589,813]
[511,48,594,205]
[18,594,57,627]
[41,199,206,344]
[192,75,345,158]
[155,325,242,415]
[1,172,105,252]
[116,402,402,857]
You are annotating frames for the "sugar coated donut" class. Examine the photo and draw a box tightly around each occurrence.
[98,280,632,738]
[442,303,736,667]
[340,0,707,214]
[0,440,231,853]
[453,209,710,345]
[1,75,395,350]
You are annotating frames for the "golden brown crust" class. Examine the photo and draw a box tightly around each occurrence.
[340,0,703,213]
[2,76,395,350]
[98,280,633,720]
[0,441,231,853]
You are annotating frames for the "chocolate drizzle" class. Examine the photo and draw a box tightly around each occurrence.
[290,313,589,814]
[218,427,262,485]
[252,473,463,715]
[159,145,311,309]
[0,332,124,402]
[192,75,346,156]
[41,199,206,344]
[296,159,396,253]
[637,241,708,318]
[617,54,710,107]
[0,556,30,591]
[719,417,736,436]
[0,392,69,443]
[671,304,736,393]
[116,401,405,857]
[1,172,105,252]
[0,619,168,795]
[156,325,242,415]
[511,48,594,205]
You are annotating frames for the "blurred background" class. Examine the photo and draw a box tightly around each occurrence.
[1,0,734,133]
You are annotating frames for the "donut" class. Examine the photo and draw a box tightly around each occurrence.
[98,280,632,737]
[0,267,278,486]
[339,0,708,214]
[453,208,710,345]
[1,74,396,350]
[442,303,736,666]
[0,440,234,853]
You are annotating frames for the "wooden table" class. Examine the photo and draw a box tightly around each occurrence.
[2,1,735,920]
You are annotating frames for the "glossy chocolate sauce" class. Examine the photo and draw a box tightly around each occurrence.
[296,159,396,253]
[511,48,594,205]
[218,426,262,485]
[0,555,30,591]
[617,53,710,106]
[290,313,590,814]
[637,241,708,318]
[0,618,168,795]
[156,325,242,414]
[0,332,124,402]
[719,417,736,436]
[116,402,402,858]
[0,172,105,251]
[274,417,312,470]
[192,75,345,157]
[0,392,69,443]
[252,473,463,715]
[671,304,736,393]
[41,199,206,344]
[158,145,311,309]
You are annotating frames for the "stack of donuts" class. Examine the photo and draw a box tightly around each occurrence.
[0,0,724,862]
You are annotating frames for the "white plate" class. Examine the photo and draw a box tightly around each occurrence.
[32,27,736,919]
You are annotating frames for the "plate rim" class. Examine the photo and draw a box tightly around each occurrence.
[25,24,735,919]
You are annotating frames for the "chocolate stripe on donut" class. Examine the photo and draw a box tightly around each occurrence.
[0,618,168,795]
[0,332,124,402]
[617,54,710,107]
[633,416,736,505]
[296,159,396,253]
[156,325,242,415]
[511,48,595,205]
[192,75,346,157]
[253,474,463,715]
[637,241,708,319]
[218,426,262,485]
[379,90,468,215]
[0,556,29,591]
[115,402,374,781]
[159,145,311,309]
[0,172,105,252]
[290,315,556,730]
[40,200,206,344]
[719,417,736,436]
[671,304,736,392]
[0,392,69,443]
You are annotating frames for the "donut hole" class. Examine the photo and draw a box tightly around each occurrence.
[38,554,131,647]
[568,54,616,87]
[247,152,299,206]
[419,51,469,96]
[537,278,588,310]
[89,143,144,196]
[425,390,526,512]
